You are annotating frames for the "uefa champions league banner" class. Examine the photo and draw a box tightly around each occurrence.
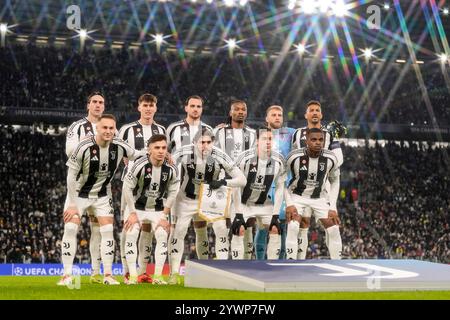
[0,264,185,276]
[0,264,124,276]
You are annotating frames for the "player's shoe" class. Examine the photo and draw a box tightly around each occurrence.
[89,274,103,284]
[57,275,73,286]
[168,273,181,285]
[137,273,153,284]
[103,275,120,285]
[152,275,168,285]
[123,272,130,284]
[126,275,138,285]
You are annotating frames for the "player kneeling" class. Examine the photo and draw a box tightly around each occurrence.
[122,134,179,285]
[230,127,285,259]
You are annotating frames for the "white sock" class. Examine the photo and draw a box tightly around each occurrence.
[100,224,115,276]
[195,226,209,259]
[169,221,189,275]
[154,228,168,276]
[212,220,229,260]
[267,233,281,260]
[230,235,244,260]
[286,220,300,259]
[326,225,342,260]
[243,227,253,260]
[298,228,309,259]
[120,229,128,275]
[138,229,153,275]
[89,222,101,275]
[62,222,78,275]
[125,224,140,277]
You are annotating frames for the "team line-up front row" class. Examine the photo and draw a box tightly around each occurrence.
[58,93,343,286]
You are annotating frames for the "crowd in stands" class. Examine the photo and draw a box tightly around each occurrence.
[1,125,448,264]
[1,42,449,125]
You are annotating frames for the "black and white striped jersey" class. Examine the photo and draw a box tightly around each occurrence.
[66,137,138,199]
[291,125,343,166]
[285,148,339,200]
[65,117,96,157]
[166,120,213,152]
[118,121,166,151]
[172,145,240,199]
[235,148,285,209]
[123,156,179,211]
[214,125,257,161]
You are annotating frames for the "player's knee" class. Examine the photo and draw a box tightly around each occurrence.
[64,222,79,236]
[238,225,245,236]
[269,225,278,235]
[126,224,140,241]
[320,218,335,228]
[154,227,168,241]
[287,220,300,236]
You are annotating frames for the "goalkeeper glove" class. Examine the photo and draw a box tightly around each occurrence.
[269,215,281,235]
[209,179,227,190]
[230,213,246,236]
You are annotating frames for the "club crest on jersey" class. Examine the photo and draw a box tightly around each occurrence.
[110,151,116,160]
[207,164,214,172]
[320,163,325,171]
[162,172,168,181]
[244,135,249,142]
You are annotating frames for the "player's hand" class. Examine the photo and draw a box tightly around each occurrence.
[230,213,246,236]
[328,210,341,225]
[157,217,170,233]
[165,152,174,165]
[285,205,299,222]
[63,207,79,223]
[124,212,139,231]
[269,215,281,235]
[209,179,227,190]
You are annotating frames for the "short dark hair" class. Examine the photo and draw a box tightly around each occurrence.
[138,93,157,105]
[184,95,204,106]
[193,126,214,143]
[305,100,321,111]
[230,100,246,109]
[306,127,323,136]
[147,134,167,147]
[99,114,116,122]
[87,92,105,104]
[256,126,272,139]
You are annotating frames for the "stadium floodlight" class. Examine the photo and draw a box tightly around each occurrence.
[288,0,296,10]
[295,43,306,54]
[301,0,317,15]
[438,53,449,64]
[79,29,87,39]
[333,0,348,17]
[224,0,234,7]
[225,38,237,49]
[383,3,390,10]
[239,0,248,6]
[154,34,164,45]
[443,8,449,15]
[363,48,373,59]
[0,23,7,33]
[190,0,197,3]
[206,0,213,3]
[318,0,332,13]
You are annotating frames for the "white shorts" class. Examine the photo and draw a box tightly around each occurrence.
[171,193,206,226]
[71,196,114,218]
[290,194,330,222]
[64,194,95,216]
[135,209,166,232]
[242,203,273,226]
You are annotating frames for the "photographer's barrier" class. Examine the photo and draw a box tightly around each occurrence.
[185,259,450,292]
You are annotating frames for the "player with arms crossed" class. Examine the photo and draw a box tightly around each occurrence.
[291,100,344,259]
[64,92,105,283]
[231,127,285,260]
[122,134,179,285]
[118,93,166,284]
[168,128,246,284]
[58,114,144,286]
[285,128,342,260]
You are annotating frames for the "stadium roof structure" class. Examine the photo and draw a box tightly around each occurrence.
[1,0,449,63]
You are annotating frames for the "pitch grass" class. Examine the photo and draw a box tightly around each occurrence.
[0,276,449,300]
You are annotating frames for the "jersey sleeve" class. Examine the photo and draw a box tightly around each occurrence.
[65,124,80,157]
[66,142,84,171]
